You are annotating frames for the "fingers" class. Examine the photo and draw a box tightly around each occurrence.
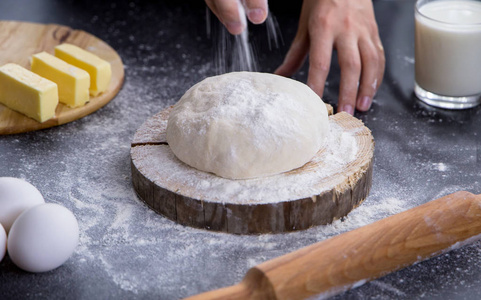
[205,0,246,35]
[276,21,333,102]
[244,0,268,24]
[205,0,268,34]
[336,37,362,115]
[375,40,385,92]
[306,32,334,101]
[355,34,385,112]
[274,33,309,78]
[277,27,384,116]
[356,39,379,112]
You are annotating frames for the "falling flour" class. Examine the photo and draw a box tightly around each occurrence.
[207,1,282,74]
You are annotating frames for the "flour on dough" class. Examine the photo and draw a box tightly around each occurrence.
[166,72,329,179]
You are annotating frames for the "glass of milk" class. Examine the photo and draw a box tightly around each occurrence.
[415,0,481,109]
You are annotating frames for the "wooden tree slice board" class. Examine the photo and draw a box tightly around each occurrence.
[0,21,124,135]
[130,107,374,234]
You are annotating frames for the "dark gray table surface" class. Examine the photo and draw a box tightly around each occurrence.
[1,0,481,299]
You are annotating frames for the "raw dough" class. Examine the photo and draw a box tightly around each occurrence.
[166,72,329,179]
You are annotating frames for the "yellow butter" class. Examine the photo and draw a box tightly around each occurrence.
[55,44,111,96]
[0,63,58,123]
[31,52,90,108]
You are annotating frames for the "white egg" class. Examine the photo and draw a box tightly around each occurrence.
[0,177,45,233]
[0,223,6,263]
[7,203,79,273]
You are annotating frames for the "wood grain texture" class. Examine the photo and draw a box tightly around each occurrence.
[130,107,374,234]
[188,191,481,299]
[0,21,124,135]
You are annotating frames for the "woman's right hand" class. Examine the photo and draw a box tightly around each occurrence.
[205,0,269,35]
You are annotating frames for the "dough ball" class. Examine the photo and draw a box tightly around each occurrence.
[0,177,45,233]
[166,72,329,179]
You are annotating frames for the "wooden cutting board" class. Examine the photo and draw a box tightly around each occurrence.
[0,21,124,135]
[130,107,374,234]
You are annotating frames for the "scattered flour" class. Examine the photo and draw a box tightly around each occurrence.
[433,162,448,171]
[403,56,415,64]
[369,281,407,296]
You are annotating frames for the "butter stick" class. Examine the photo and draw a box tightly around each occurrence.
[55,44,111,96]
[0,63,58,123]
[31,52,90,108]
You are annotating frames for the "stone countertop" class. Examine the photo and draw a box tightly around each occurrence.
[1,0,481,299]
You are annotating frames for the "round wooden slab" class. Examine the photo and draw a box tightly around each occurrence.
[0,21,124,135]
[131,107,374,234]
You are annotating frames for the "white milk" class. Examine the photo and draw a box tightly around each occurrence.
[415,0,481,97]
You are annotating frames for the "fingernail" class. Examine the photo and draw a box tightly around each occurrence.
[358,96,372,111]
[225,21,245,35]
[247,8,266,24]
[341,104,354,115]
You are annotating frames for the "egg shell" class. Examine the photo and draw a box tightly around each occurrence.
[7,203,79,273]
[0,223,6,263]
[0,177,45,233]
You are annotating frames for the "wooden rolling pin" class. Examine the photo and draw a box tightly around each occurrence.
[187,191,481,299]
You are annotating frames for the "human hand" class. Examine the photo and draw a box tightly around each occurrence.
[205,0,269,35]
[275,0,385,115]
